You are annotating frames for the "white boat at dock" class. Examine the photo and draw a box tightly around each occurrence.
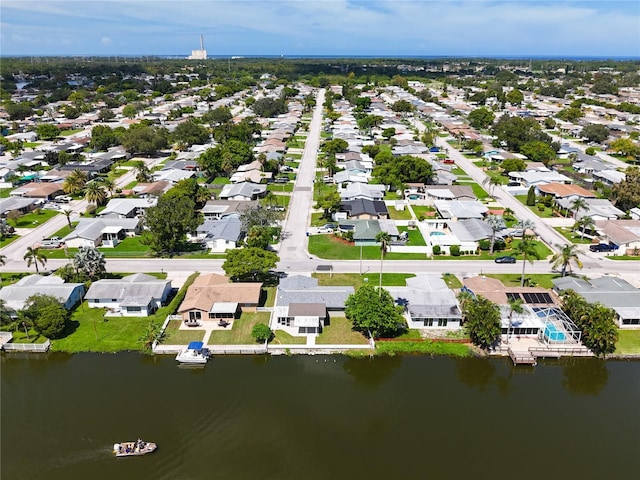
[175,341,210,364]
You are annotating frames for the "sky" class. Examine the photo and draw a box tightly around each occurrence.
[1,0,639,58]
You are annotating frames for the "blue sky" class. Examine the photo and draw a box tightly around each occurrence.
[1,1,639,57]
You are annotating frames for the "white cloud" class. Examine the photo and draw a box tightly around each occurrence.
[101,36,113,46]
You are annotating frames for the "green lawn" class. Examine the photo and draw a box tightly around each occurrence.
[608,255,640,260]
[308,235,428,260]
[262,287,276,307]
[515,195,557,218]
[267,182,294,193]
[436,239,551,261]
[316,316,369,345]
[615,330,640,355]
[442,273,462,288]
[384,191,403,200]
[0,235,20,248]
[312,272,415,287]
[207,312,270,345]
[107,169,128,181]
[13,209,59,228]
[411,205,436,219]
[388,207,413,220]
[451,166,468,176]
[398,226,426,246]
[164,320,206,344]
[483,169,509,185]
[310,212,327,227]
[60,128,83,136]
[50,223,77,239]
[457,182,490,199]
[484,273,561,289]
[554,227,594,244]
[1,272,31,287]
[1,188,12,198]
[46,236,151,259]
[271,331,307,345]
[375,339,471,357]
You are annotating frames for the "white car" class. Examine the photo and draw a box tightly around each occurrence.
[316,227,334,234]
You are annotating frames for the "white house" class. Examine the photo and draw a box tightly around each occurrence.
[0,275,84,315]
[84,273,172,317]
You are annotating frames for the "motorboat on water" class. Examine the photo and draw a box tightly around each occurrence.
[113,439,157,457]
[175,341,210,364]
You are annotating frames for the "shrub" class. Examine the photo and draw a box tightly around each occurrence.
[85,205,97,216]
[450,245,461,256]
[585,147,596,156]
[432,245,441,255]
[478,239,490,251]
[251,324,273,343]
[537,204,546,212]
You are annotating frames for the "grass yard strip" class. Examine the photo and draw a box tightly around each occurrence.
[13,209,59,228]
[484,273,560,289]
[456,182,490,200]
[388,207,413,220]
[375,339,471,356]
[312,272,415,287]
[1,272,31,287]
[271,331,307,345]
[208,312,270,345]
[164,320,206,344]
[608,255,640,260]
[0,235,20,248]
[397,226,426,246]
[316,316,369,345]
[554,227,594,244]
[615,330,640,355]
[308,235,427,260]
[411,205,436,219]
[262,287,276,307]
[442,273,462,288]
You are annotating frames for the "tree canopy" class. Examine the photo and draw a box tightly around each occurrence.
[251,97,287,118]
[172,118,210,147]
[468,107,495,129]
[120,125,169,156]
[142,195,202,255]
[222,247,279,282]
[461,295,501,349]
[373,154,433,189]
[612,166,640,212]
[344,284,406,338]
[21,294,69,339]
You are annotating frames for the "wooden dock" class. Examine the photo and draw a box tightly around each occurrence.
[508,347,537,365]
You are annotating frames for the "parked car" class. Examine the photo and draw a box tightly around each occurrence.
[316,227,334,234]
[54,195,72,203]
[589,243,617,252]
[494,255,516,264]
[322,223,337,230]
[443,158,455,164]
[40,237,64,249]
[274,177,289,184]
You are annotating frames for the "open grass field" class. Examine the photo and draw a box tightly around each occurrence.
[308,235,428,260]
[615,330,640,355]
[312,272,415,287]
[13,209,59,228]
[484,273,561,289]
[316,316,369,345]
[207,312,270,345]
[388,206,413,220]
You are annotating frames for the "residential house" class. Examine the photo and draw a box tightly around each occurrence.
[592,169,626,186]
[218,182,267,201]
[338,183,386,202]
[536,182,596,200]
[594,220,640,253]
[63,217,140,248]
[387,275,462,329]
[97,198,158,219]
[177,273,263,324]
[85,273,172,317]
[0,275,85,315]
[127,181,171,198]
[0,196,37,217]
[230,160,272,184]
[339,199,389,220]
[508,171,573,187]
[201,200,257,220]
[190,214,244,253]
[152,168,196,184]
[433,200,488,220]
[553,276,640,328]
[556,198,624,221]
[272,275,354,336]
[10,182,63,200]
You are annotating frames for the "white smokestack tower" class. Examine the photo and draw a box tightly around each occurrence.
[188,34,207,60]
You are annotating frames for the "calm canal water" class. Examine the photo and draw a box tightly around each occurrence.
[2,353,639,480]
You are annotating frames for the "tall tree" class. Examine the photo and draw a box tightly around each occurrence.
[142,195,202,255]
[549,244,583,277]
[574,216,595,240]
[485,215,504,254]
[23,246,47,274]
[570,197,588,219]
[21,294,69,339]
[84,182,107,206]
[461,295,501,349]
[222,247,279,282]
[62,209,74,229]
[612,166,640,211]
[133,160,153,183]
[73,246,106,281]
[62,169,88,195]
[344,283,406,339]
[505,297,524,344]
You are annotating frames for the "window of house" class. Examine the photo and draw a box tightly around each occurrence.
[127,306,142,312]
[423,319,434,327]
[438,319,448,327]
[189,311,202,321]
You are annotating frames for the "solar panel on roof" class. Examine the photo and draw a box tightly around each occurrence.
[506,292,521,302]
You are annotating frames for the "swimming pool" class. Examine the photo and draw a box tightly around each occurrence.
[430,231,445,236]
[544,323,566,341]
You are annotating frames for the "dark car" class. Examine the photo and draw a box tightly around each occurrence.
[495,256,516,264]
[589,243,617,252]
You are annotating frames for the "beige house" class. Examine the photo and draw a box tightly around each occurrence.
[177,274,262,325]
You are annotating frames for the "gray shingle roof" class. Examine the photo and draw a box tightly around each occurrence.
[85,273,170,302]
[276,275,353,309]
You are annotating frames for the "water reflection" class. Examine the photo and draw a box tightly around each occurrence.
[562,358,609,395]
[455,356,496,391]
[343,355,402,389]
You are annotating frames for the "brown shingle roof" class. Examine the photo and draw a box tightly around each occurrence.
[537,183,596,198]
[178,274,262,313]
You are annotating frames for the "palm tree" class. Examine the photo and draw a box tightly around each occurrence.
[574,216,595,240]
[62,209,74,229]
[73,246,106,280]
[506,297,524,344]
[550,244,584,277]
[485,214,503,254]
[482,176,502,196]
[0,254,5,283]
[24,246,47,274]
[97,177,117,198]
[62,169,88,195]
[84,182,107,206]
[133,161,152,183]
[376,231,391,291]
[570,196,588,220]
[503,207,515,221]
[514,236,540,287]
